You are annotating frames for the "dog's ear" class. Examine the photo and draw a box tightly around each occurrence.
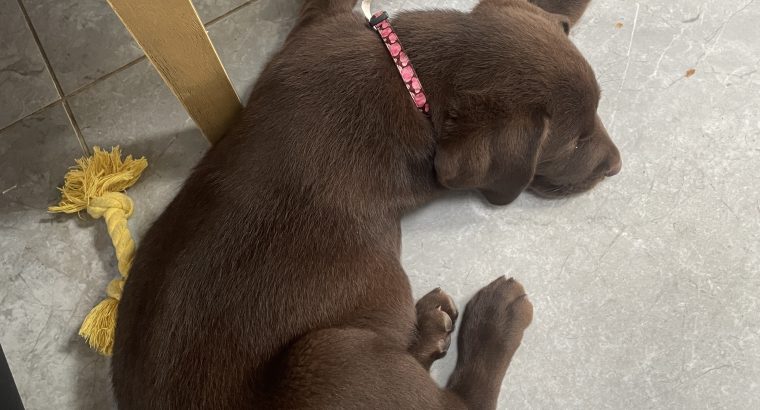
[526,0,592,27]
[435,110,549,205]
[477,0,590,29]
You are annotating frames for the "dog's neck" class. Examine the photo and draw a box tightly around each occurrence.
[220,12,476,229]
[311,11,470,217]
[389,11,463,127]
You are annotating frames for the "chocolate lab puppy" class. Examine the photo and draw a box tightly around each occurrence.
[112,0,621,408]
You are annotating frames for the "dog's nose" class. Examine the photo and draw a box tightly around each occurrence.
[606,158,622,177]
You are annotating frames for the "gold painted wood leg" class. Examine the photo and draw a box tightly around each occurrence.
[108,0,242,144]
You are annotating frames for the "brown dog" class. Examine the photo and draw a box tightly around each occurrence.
[112,0,620,408]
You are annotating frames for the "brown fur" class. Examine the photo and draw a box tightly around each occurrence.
[111,0,620,408]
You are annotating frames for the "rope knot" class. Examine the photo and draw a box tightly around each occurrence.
[87,192,134,219]
[106,278,125,301]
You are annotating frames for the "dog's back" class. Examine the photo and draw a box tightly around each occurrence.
[111,11,437,409]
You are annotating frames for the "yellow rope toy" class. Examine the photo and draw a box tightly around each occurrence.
[49,146,148,356]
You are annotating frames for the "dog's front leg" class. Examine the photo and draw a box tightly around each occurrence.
[446,277,533,410]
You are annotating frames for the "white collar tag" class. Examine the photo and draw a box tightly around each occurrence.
[361,0,373,20]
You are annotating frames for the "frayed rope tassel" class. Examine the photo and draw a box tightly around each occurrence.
[49,146,147,356]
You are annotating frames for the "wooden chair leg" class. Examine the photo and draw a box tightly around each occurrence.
[107,0,243,144]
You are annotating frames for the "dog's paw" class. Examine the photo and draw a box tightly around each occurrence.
[410,288,459,369]
[458,277,533,363]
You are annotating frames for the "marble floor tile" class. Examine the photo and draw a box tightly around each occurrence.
[209,0,302,100]
[193,0,249,23]
[21,0,252,94]
[20,0,143,95]
[0,103,114,410]
[0,0,59,129]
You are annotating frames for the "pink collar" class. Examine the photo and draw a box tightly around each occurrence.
[364,3,430,115]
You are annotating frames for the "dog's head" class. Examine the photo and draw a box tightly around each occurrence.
[433,0,621,205]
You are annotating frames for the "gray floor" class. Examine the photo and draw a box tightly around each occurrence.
[1,0,758,408]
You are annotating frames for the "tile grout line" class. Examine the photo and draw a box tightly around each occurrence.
[60,100,90,154]
[66,56,147,99]
[14,0,89,155]
[3,1,256,140]
[0,54,148,135]
[0,99,60,134]
[204,0,257,27]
